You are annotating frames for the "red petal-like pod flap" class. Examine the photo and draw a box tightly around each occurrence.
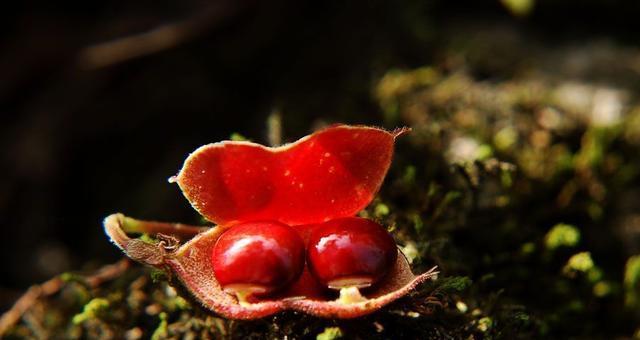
[175,125,402,225]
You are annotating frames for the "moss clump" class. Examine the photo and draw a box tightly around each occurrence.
[150,312,168,340]
[545,224,581,250]
[316,327,343,340]
[72,298,110,325]
[624,255,640,308]
[563,252,595,274]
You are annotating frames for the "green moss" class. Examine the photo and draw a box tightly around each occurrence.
[521,242,536,255]
[150,269,168,283]
[563,252,594,274]
[432,191,461,221]
[501,0,535,17]
[435,276,473,293]
[72,298,110,325]
[477,316,493,332]
[500,168,514,188]
[587,266,604,283]
[403,165,417,186]
[230,133,250,141]
[477,144,494,160]
[411,213,424,234]
[593,281,613,298]
[624,255,640,307]
[374,203,390,217]
[494,127,518,151]
[545,224,580,250]
[150,312,168,340]
[316,327,343,340]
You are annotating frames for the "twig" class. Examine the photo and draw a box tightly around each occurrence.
[267,109,283,147]
[0,277,62,336]
[0,258,131,336]
[22,310,47,339]
[84,258,131,288]
[77,0,245,69]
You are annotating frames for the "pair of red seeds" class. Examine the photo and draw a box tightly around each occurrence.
[212,217,397,301]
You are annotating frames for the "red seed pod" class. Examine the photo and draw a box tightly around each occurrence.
[307,217,397,290]
[104,125,439,320]
[212,221,305,302]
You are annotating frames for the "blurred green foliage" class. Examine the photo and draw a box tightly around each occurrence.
[545,223,580,250]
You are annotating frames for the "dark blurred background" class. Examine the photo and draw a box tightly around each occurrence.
[2,0,640,313]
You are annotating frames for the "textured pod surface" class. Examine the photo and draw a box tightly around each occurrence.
[104,214,439,320]
[174,125,404,226]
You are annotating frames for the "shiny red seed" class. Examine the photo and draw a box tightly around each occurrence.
[212,221,305,300]
[306,217,397,289]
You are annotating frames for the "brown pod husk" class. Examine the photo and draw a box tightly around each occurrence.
[104,214,439,319]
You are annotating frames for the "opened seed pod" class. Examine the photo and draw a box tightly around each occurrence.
[104,125,438,319]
